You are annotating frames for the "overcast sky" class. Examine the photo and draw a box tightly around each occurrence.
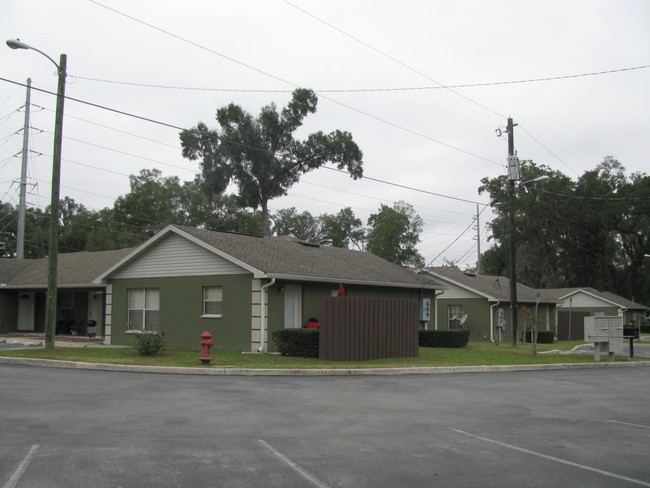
[1,0,648,267]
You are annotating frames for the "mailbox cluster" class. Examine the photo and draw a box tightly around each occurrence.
[583,316,623,361]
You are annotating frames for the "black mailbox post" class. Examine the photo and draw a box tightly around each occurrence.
[623,325,639,339]
[623,324,639,359]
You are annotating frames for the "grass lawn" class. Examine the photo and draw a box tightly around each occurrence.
[0,340,646,369]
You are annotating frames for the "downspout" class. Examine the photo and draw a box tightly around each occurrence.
[490,300,501,343]
[257,278,276,353]
[434,289,443,330]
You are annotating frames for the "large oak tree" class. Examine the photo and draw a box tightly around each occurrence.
[180,88,364,235]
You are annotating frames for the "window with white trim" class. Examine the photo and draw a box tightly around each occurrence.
[448,305,464,329]
[203,286,223,317]
[128,288,160,331]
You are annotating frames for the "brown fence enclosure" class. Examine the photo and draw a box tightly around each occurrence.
[557,311,591,341]
[319,297,419,361]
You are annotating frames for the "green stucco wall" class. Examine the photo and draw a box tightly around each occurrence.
[109,274,253,350]
[435,298,556,343]
[435,297,491,341]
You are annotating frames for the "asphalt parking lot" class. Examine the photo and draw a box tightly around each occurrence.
[1,364,649,487]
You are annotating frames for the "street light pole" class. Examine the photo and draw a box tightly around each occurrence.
[7,39,67,350]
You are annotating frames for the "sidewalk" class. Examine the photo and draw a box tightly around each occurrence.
[2,334,649,376]
[0,334,125,349]
[1,354,650,376]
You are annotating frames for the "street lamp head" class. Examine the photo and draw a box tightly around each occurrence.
[520,175,550,186]
[6,39,31,50]
[6,38,62,71]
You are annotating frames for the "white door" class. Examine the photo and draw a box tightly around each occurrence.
[87,292,102,323]
[17,292,35,331]
[283,285,302,329]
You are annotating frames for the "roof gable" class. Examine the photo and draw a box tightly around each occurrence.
[546,287,649,310]
[108,233,250,279]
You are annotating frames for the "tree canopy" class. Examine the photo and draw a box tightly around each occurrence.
[366,201,425,267]
[180,88,364,235]
[479,156,650,303]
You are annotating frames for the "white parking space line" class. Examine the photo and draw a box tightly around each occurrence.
[451,429,650,487]
[3,444,40,488]
[258,440,330,488]
[605,419,650,430]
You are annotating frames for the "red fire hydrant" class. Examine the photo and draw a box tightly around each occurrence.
[200,330,215,365]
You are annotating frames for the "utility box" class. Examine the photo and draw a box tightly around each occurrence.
[584,316,623,361]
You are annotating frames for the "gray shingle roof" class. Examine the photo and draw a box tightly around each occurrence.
[168,226,443,289]
[2,226,445,290]
[0,259,30,285]
[425,267,553,303]
[1,248,134,288]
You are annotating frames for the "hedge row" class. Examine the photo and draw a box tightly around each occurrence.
[419,330,470,348]
[271,329,319,357]
[641,324,650,334]
[524,330,555,344]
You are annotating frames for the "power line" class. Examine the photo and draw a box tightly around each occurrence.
[36,128,195,175]
[33,104,181,149]
[73,64,650,94]
[87,0,296,89]
[0,78,493,208]
[283,0,505,119]
[0,77,184,131]
[324,167,487,205]
[282,1,635,183]
[84,1,502,167]
[517,125,580,177]
[426,217,476,267]
[540,188,650,201]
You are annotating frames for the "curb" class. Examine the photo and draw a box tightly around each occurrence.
[1,356,649,376]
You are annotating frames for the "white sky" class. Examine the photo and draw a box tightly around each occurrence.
[1,0,648,267]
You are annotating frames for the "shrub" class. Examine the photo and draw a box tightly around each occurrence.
[271,329,319,357]
[641,324,650,334]
[419,330,470,348]
[524,330,555,344]
[133,330,166,356]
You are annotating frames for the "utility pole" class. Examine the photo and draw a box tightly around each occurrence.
[43,52,67,351]
[17,78,31,259]
[506,117,519,347]
[475,204,481,273]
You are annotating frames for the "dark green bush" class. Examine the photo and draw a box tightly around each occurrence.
[641,324,650,334]
[525,330,555,344]
[133,330,166,356]
[419,330,470,348]
[272,329,319,357]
